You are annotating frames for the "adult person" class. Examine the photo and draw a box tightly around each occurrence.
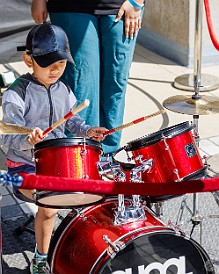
[31,0,145,159]
[1,22,107,274]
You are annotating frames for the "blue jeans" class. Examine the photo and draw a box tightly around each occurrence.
[49,13,138,155]
[8,165,35,203]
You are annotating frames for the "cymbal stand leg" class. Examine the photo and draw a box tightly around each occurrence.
[212,191,219,207]
[176,194,193,226]
[190,114,204,241]
[176,114,204,242]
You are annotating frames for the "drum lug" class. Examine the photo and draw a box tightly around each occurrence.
[80,149,87,156]
[173,169,181,181]
[73,208,87,222]
[80,214,87,222]
[161,136,169,150]
[167,220,186,237]
[102,235,125,258]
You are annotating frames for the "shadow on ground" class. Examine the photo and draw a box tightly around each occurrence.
[2,217,35,274]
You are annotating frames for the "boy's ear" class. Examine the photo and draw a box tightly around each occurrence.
[23,53,33,68]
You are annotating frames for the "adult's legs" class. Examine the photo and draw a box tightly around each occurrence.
[49,13,100,128]
[99,15,138,155]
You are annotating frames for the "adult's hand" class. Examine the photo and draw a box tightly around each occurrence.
[31,0,48,24]
[115,0,143,39]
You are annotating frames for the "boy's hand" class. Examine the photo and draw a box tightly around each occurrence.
[87,127,108,141]
[28,127,46,145]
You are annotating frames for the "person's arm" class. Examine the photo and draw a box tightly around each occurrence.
[115,0,145,39]
[31,0,48,24]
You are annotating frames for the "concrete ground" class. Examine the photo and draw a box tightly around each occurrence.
[1,44,219,273]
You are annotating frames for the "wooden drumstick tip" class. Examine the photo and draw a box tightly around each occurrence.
[84,99,90,107]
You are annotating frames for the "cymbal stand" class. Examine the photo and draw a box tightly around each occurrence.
[176,89,204,243]
[176,91,219,244]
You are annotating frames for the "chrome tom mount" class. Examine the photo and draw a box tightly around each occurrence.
[97,158,154,225]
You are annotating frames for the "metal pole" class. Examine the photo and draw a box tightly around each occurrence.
[174,0,219,92]
[194,0,203,90]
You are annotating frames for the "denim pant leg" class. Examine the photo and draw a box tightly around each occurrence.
[49,13,100,128]
[99,15,138,155]
[50,13,138,155]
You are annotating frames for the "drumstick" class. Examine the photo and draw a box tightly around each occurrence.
[43,99,90,136]
[103,109,165,136]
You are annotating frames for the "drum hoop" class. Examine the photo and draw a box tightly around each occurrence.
[35,191,105,209]
[126,121,194,151]
[34,137,103,153]
[112,147,136,170]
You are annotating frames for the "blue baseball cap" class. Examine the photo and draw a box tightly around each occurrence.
[26,22,74,68]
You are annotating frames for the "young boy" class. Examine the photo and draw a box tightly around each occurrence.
[1,22,108,274]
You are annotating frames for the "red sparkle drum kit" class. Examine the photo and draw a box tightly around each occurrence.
[27,93,219,273]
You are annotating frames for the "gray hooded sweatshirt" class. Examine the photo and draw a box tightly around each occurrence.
[1,73,91,166]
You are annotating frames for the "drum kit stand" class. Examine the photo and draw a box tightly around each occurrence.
[164,0,219,243]
[163,85,219,244]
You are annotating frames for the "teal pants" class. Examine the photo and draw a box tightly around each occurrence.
[50,13,138,155]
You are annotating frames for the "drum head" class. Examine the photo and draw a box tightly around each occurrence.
[35,192,104,209]
[34,137,103,152]
[126,121,193,151]
[112,147,135,171]
[94,231,214,274]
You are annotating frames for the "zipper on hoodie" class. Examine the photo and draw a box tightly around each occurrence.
[47,87,53,127]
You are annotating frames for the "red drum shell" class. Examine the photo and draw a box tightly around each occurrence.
[34,138,104,208]
[34,138,103,179]
[48,198,214,274]
[126,122,206,183]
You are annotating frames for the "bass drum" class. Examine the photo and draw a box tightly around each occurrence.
[48,198,214,274]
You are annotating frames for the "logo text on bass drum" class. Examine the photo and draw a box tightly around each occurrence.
[111,256,193,274]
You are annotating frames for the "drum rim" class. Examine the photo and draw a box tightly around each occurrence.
[35,191,105,209]
[126,121,194,151]
[112,147,136,170]
[34,137,103,152]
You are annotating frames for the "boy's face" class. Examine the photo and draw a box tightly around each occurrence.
[23,54,67,88]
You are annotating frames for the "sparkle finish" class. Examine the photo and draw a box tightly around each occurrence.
[34,138,102,179]
[48,198,166,274]
[127,122,205,183]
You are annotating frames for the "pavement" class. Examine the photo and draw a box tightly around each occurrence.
[1,44,219,273]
